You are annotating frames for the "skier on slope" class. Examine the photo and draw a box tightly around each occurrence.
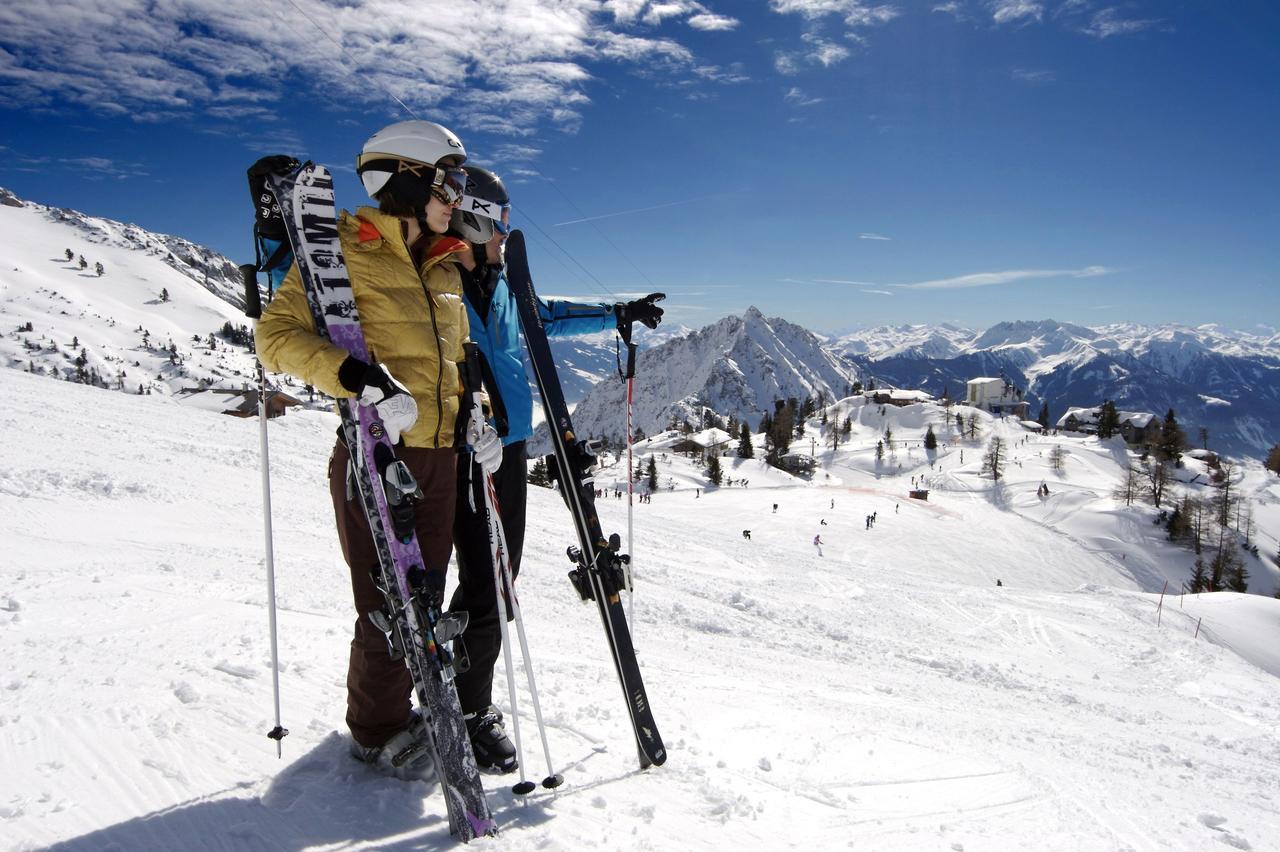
[254,120,503,777]
[444,165,664,772]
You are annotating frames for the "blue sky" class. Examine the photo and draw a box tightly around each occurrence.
[1,0,1276,334]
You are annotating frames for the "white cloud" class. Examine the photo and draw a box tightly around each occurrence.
[694,64,750,84]
[687,12,740,31]
[897,265,1112,290]
[785,87,825,106]
[858,232,891,240]
[1011,67,1056,83]
[802,33,851,67]
[989,0,1043,24]
[769,1,900,29]
[0,0,735,148]
[1083,8,1160,38]
[931,1,963,15]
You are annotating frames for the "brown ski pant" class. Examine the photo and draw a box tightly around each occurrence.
[328,439,457,749]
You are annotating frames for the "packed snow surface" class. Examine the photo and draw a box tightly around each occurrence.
[3,368,1280,851]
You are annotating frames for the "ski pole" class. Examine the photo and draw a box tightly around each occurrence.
[477,466,563,793]
[617,326,639,624]
[463,346,562,793]
[241,263,288,757]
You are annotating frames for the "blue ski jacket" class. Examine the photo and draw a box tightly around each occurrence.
[464,267,618,445]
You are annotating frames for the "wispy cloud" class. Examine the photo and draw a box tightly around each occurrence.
[0,148,148,180]
[1011,67,1057,83]
[767,1,899,72]
[769,1,901,29]
[687,12,740,31]
[0,0,741,145]
[858,232,892,240]
[1082,7,1161,38]
[989,0,1044,25]
[898,265,1112,289]
[785,87,825,106]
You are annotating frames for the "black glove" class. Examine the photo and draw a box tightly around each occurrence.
[339,356,391,395]
[338,357,418,443]
[617,292,666,331]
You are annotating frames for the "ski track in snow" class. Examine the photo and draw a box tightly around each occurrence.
[2,368,1280,851]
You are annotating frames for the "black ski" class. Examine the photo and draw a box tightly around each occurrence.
[264,162,496,841]
[505,229,666,769]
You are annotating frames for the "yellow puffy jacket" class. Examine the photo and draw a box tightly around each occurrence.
[255,206,470,449]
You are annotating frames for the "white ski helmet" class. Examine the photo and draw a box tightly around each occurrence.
[356,119,467,199]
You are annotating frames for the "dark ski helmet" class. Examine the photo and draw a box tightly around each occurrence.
[450,166,510,244]
[356,120,468,213]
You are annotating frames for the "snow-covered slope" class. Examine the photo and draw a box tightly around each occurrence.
[5,368,1280,850]
[0,186,265,398]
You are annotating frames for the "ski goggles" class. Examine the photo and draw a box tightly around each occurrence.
[457,195,512,234]
[356,156,467,206]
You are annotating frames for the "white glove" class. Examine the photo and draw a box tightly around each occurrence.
[467,414,503,476]
[358,363,418,444]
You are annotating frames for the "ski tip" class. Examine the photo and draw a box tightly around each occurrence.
[512,780,537,796]
[541,774,566,790]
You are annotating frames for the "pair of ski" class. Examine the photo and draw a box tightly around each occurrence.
[262,162,663,842]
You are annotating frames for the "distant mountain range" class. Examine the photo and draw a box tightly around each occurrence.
[3,187,1276,459]
[568,316,1279,459]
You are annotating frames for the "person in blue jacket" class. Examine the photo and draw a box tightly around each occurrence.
[448,166,663,772]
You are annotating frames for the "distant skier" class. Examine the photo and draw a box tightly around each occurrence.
[813,534,823,556]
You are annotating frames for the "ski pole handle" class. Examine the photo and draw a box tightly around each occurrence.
[241,264,262,319]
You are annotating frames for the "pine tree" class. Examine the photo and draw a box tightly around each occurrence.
[1049,444,1067,472]
[924,424,937,451]
[1158,408,1185,464]
[1188,557,1209,593]
[1037,401,1050,430]
[160,288,170,302]
[875,440,884,464]
[1097,400,1120,439]
[647,456,658,490]
[528,457,549,487]
[737,423,754,459]
[707,453,723,486]
[1265,442,1280,476]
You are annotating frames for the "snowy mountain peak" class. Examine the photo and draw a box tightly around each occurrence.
[564,306,859,443]
[971,318,1098,351]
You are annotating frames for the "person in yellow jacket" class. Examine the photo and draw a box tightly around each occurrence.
[255,120,501,777]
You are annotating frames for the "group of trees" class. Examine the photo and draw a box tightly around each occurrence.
[64,248,105,276]
[1165,459,1255,593]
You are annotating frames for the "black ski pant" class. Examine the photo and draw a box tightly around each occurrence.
[328,439,457,749]
[450,440,528,716]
